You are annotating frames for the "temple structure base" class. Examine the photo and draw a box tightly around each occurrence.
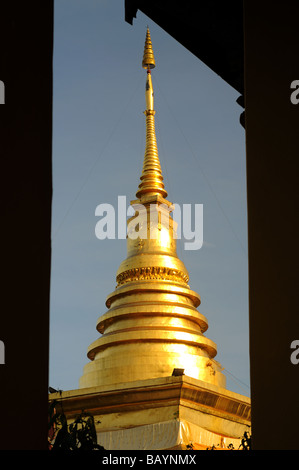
[49,375,251,450]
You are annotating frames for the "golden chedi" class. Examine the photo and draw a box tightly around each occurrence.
[79,28,226,390]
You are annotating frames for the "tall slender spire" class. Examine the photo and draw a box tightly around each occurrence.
[79,28,225,392]
[136,28,167,200]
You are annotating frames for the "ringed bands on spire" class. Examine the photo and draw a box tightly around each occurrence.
[136,28,167,200]
[142,27,156,70]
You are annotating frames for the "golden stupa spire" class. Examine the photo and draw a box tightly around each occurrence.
[136,27,167,200]
[79,29,225,392]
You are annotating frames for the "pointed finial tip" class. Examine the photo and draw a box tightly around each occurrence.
[142,27,155,70]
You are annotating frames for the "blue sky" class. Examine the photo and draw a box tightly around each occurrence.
[50,0,250,397]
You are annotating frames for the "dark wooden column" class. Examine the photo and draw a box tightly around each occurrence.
[243,0,299,450]
[0,1,53,449]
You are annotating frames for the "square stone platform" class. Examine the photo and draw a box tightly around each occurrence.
[49,375,251,450]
